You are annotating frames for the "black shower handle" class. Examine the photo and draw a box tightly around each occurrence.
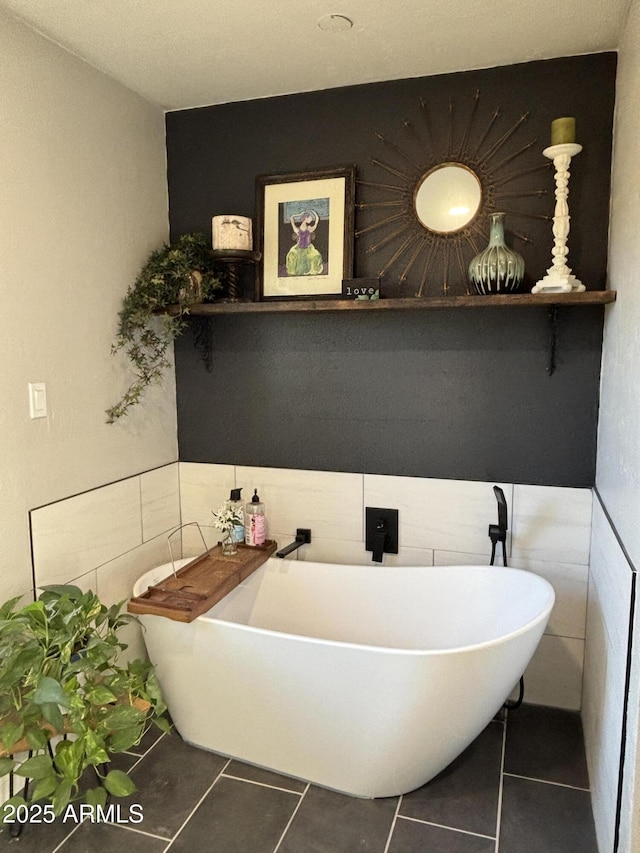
[493,485,508,533]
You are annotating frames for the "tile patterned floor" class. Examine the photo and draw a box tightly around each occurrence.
[1,704,598,852]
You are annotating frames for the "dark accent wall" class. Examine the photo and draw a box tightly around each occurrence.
[167,54,616,487]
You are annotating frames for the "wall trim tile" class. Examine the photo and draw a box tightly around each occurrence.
[594,488,637,575]
[585,488,638,853]
[27,462,178,515]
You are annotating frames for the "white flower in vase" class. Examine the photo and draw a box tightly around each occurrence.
[212,502,244,555]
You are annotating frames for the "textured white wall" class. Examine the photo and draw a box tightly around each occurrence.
[587,0,640,849]
[0,10,175,603]
[596,7,640,570]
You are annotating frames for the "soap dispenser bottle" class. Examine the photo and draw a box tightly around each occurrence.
[226,488,245,543]
[245,489,266,546]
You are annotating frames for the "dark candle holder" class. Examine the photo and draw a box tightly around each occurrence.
[211,249,262,302]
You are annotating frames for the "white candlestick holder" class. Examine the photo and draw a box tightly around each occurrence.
[532,142,585,293]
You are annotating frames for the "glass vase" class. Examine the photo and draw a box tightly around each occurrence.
[221,529,237,556]
[468,212,525,295]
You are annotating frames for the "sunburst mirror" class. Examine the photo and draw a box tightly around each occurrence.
[414,163,482,233]
[356,91,550,296]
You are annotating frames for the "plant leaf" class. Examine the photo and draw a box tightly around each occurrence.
[53,740,82,781]
[13,753,54,780]
[145,669,164,703]
[86,684,118,705]
[40,701,65,732]
[0,597,22,619]
[39,584,84,601]
[25,726,50,751]
[84,785,108,809]
[108,725,143,753]
[0,721,24,751]
[1,795,27,819]
[0,757,16,777]
[31,772,59,801]
[104,769,137,797]
[101,704,144,731]
[52,780,74,815]
[33,676,70,708]
[15,645,44,674]
[83,729,109,766]
[154,715,171,733]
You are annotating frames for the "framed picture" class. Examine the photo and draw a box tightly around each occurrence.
[255,166,356,300]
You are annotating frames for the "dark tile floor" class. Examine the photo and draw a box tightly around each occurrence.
[1,704,598,852]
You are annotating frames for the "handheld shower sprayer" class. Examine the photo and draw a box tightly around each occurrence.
[489,485,508,568]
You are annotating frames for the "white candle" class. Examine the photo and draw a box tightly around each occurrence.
[212,215,253,250]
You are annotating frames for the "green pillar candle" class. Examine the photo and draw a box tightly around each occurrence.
[551,117,576,145]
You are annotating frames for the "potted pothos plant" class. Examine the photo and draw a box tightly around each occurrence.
[0,584,170,816]
[107,232,222,423]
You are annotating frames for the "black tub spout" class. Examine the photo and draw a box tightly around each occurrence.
[276,528,312,558]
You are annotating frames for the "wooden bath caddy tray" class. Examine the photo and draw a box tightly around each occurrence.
[127,540,277,623]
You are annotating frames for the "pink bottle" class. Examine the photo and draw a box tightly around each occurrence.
[244,489,266,546]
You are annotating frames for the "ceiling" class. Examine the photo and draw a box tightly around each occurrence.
[0,0,627,111]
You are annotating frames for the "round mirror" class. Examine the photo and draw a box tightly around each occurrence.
[414,163,482,234]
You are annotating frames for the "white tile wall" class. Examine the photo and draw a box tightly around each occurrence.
[511,484,592,565]
[583,498,635,853]
[179,462,235,527]
[364,475,513,557]
[179,522,221,556]
[31,477,144,588]
[96,536,175,607]
[523,634,585,710]
[235,466,363,542]
[141,464,180,542]
[28,463,594,712]
[66,569,98,596]
[30,465,182,588]
[298,536,434,567]
[510,557,588,641]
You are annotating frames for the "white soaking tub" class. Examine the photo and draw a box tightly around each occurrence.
[133,558,554,798]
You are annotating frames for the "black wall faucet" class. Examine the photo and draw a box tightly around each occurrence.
[276,528,312,558]
[372,519,387,563]
[365,508,399,563]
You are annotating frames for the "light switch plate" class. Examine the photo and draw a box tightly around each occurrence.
[28,382,47,419]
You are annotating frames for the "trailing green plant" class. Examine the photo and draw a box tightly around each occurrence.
[107,232,222,422]
[0,584,170,816]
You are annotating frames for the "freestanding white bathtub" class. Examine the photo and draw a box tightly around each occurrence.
[133,558,554,798]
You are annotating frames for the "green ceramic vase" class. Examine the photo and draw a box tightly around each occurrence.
[468,212,524,294]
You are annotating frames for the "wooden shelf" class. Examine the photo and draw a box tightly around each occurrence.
[181,291,616,316]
